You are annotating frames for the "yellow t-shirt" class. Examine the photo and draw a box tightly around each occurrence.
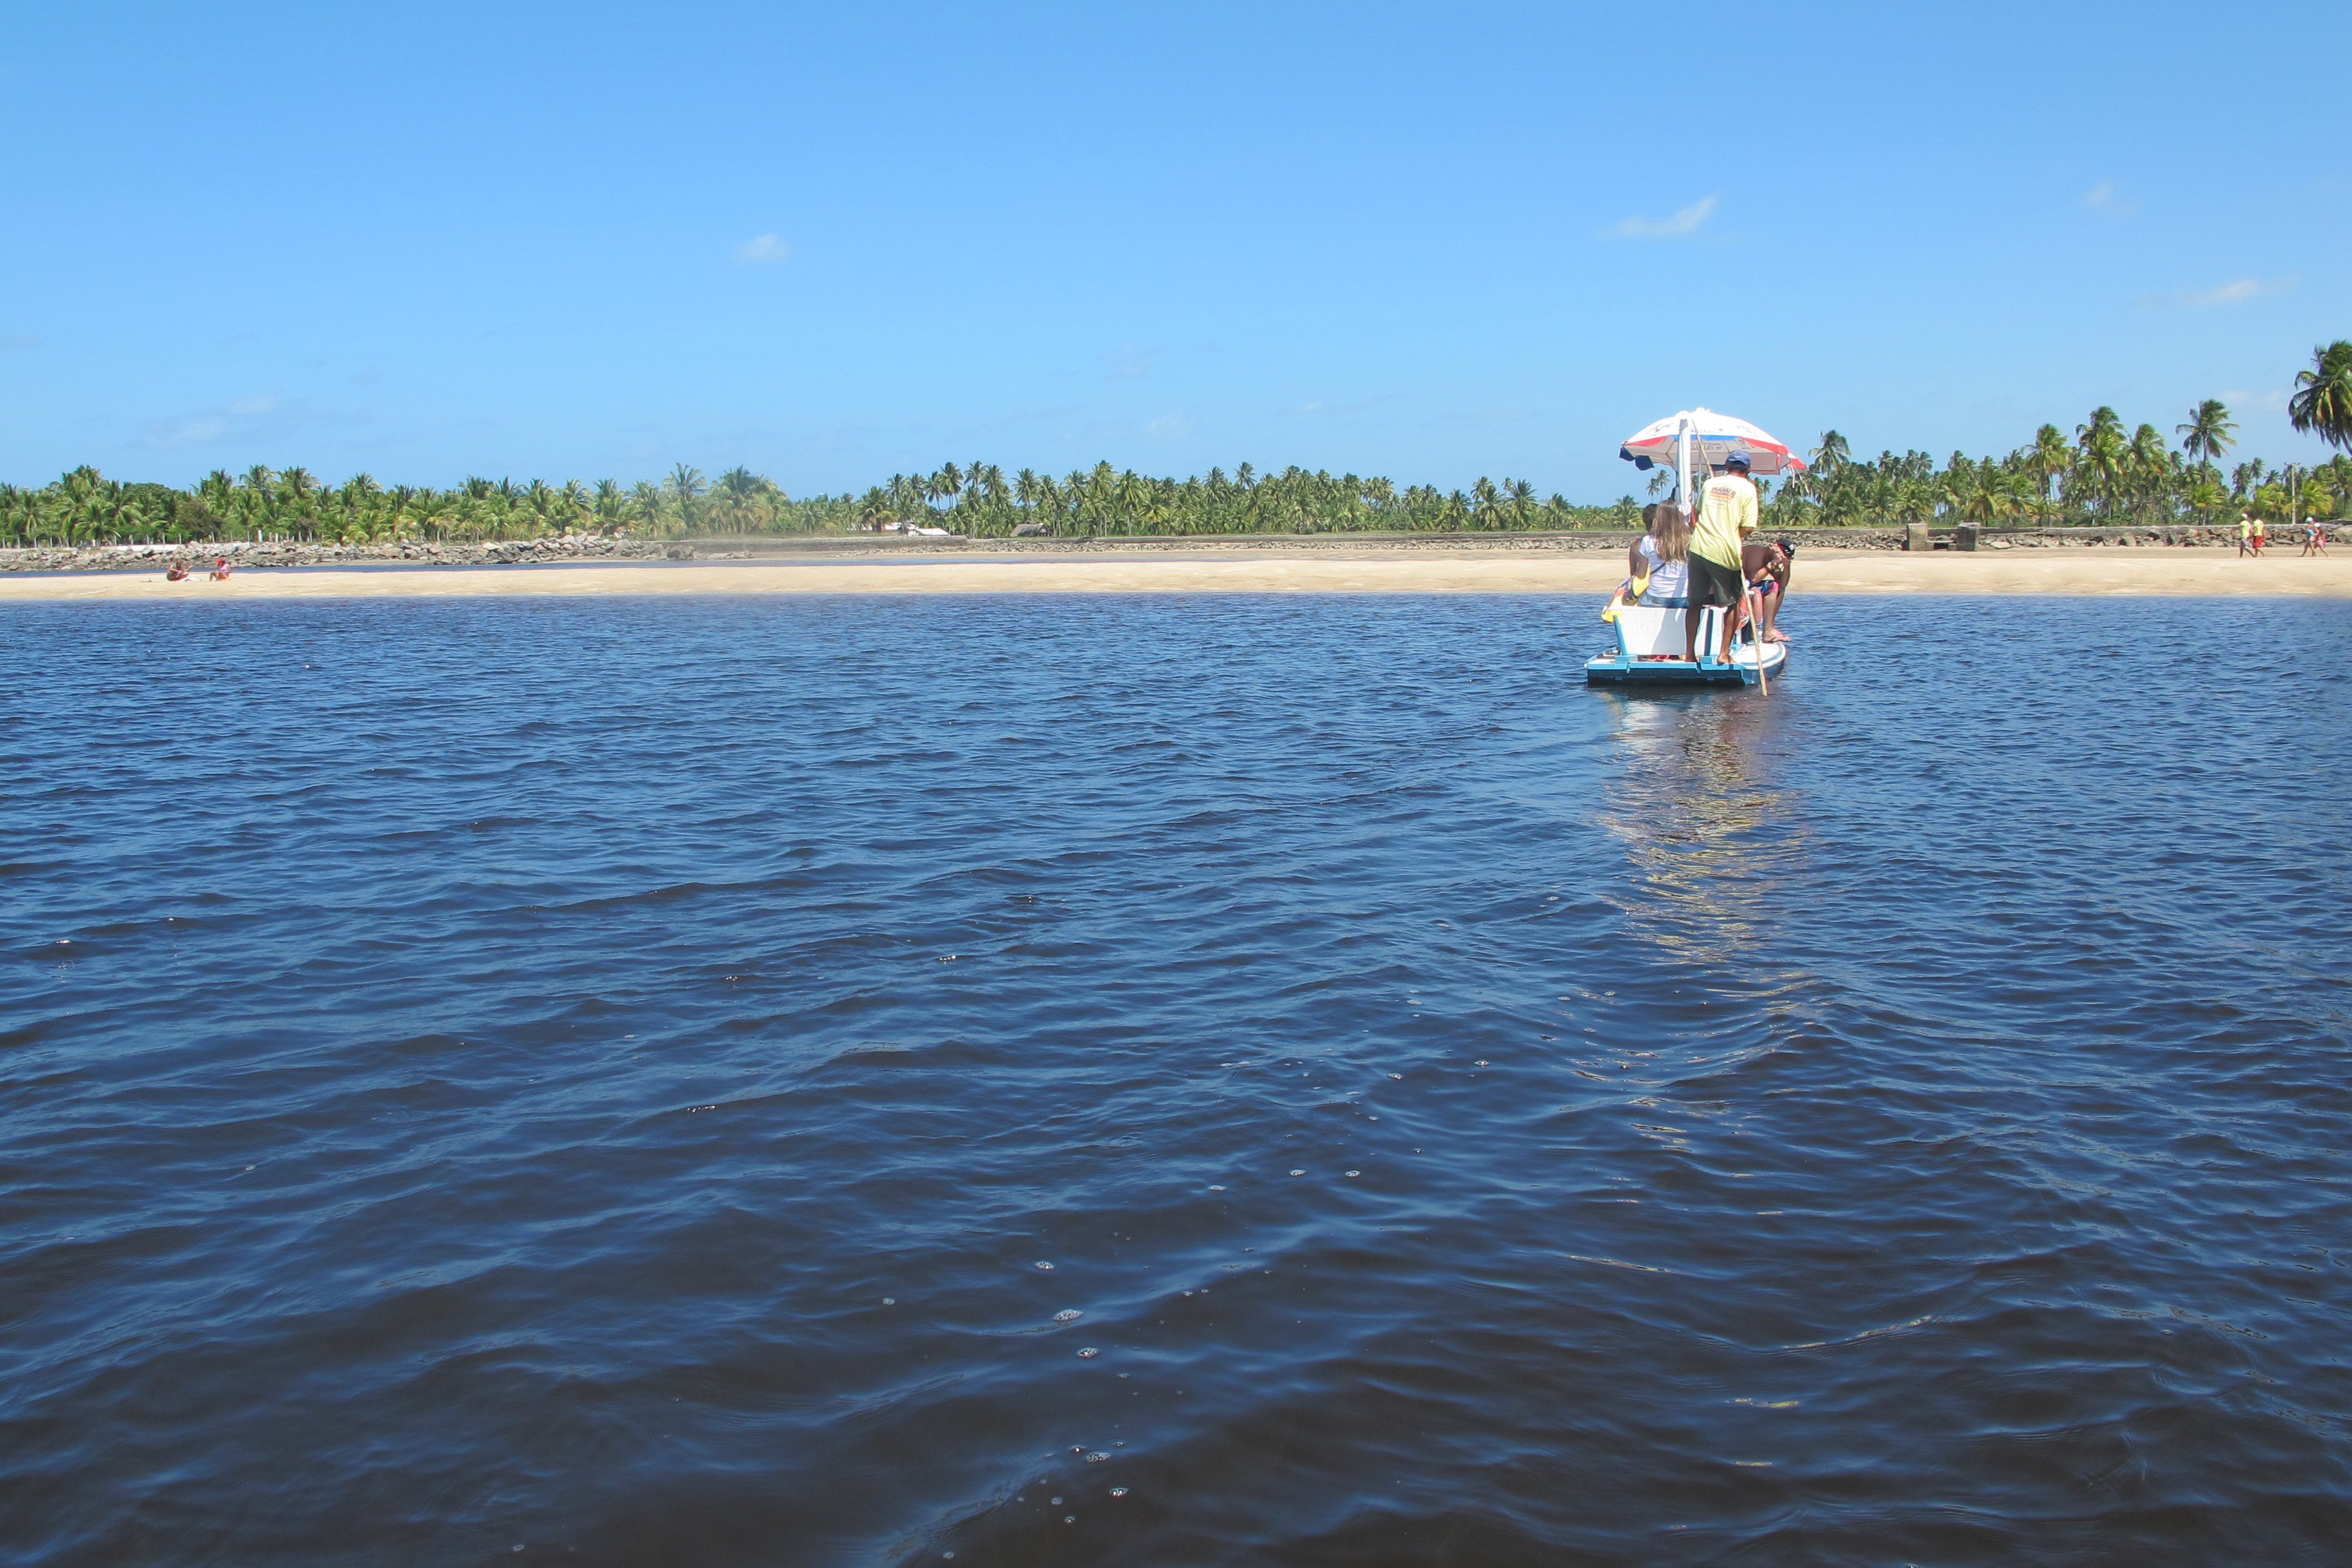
[1692,473,1758,570]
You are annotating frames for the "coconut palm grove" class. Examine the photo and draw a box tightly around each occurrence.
[8,342,2349,549]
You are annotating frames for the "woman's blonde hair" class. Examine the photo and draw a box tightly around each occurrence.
[1649,502,1690,562]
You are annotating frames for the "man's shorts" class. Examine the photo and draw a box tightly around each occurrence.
[1687,553,1744,609]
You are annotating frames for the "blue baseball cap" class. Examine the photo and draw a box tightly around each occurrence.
[1723,451,1752,469]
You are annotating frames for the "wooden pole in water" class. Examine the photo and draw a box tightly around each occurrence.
[1748,585,1769,696]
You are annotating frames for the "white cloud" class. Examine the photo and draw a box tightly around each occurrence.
[138,395,308,449]
[2163,275,2297,308]
[2081,181,2135,214]
[1293,394,1397,418]
[1103,343,1159,381]
[735,233,794,265]
[1609,194,1717,240]
[146,416,229,447]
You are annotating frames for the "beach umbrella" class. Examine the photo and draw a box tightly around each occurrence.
[1621,408,1806,517]
[1619,408,1806,476]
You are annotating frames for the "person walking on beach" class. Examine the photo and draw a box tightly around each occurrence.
[2238,512,2255,557]
[1684,453,1757,665]
[2305,517,2331,556]
[2253,514,2268,556]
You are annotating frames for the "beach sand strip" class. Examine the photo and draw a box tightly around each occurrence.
[3,549,2347,601]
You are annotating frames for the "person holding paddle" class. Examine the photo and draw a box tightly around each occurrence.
[1683,453,1757,666]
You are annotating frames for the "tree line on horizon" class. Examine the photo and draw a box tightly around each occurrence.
[6,343,2347,550]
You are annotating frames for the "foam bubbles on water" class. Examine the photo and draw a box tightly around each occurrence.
[1034,1261,1055,1271]
[1076,1347,1099,1358]
[1054,1309,1082,1322]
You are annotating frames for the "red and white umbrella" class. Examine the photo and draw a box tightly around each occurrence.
[1619,408,1807,479]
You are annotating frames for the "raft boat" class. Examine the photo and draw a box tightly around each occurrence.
[1591,405,1805,689]
[1583,603,1787,687]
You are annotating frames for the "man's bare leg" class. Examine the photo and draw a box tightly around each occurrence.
[1684,603,1704,664]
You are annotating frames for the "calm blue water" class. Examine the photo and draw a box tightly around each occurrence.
[5,593,2349,1567]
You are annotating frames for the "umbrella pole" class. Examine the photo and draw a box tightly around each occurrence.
[1677,421,1691,536]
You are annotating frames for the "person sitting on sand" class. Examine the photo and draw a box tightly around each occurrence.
[1741,537,1794,643]
[164,561,189,582]
[1685,453,1758,665]
[210,556,232,581]
[1636,502,1691,607]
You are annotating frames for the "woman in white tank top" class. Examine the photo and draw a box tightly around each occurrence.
[1636,502,1691,607]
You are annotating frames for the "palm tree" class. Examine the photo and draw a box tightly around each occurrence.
[1503,478,1536,529]
[2025,424,2072,522]
[2289,340,2352,453]
[629,480,664,533]
[2124,425,2171,520]
[666,464,707,531]
[590,480,624,533]
[2186,470,2228,517]
[2075,408,2126,516]
[2177,399,2235,473]
[1810,430,1851,471]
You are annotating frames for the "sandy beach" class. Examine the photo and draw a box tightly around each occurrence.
[3,547,2347,601]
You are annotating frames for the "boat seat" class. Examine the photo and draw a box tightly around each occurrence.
[1612,605,1725,660]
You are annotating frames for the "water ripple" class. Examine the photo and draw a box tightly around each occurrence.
[1,594,2348,1565]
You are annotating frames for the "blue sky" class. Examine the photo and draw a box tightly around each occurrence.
[2,1,2344,500]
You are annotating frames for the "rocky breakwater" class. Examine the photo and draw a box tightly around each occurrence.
[0,535,673,573]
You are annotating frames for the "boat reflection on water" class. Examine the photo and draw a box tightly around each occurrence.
[1589,685,1813,972]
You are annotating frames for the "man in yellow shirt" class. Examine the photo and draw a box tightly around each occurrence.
[1685,451,1758,665]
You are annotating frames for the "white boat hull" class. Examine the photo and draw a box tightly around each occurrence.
[1583,604,1788,687]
